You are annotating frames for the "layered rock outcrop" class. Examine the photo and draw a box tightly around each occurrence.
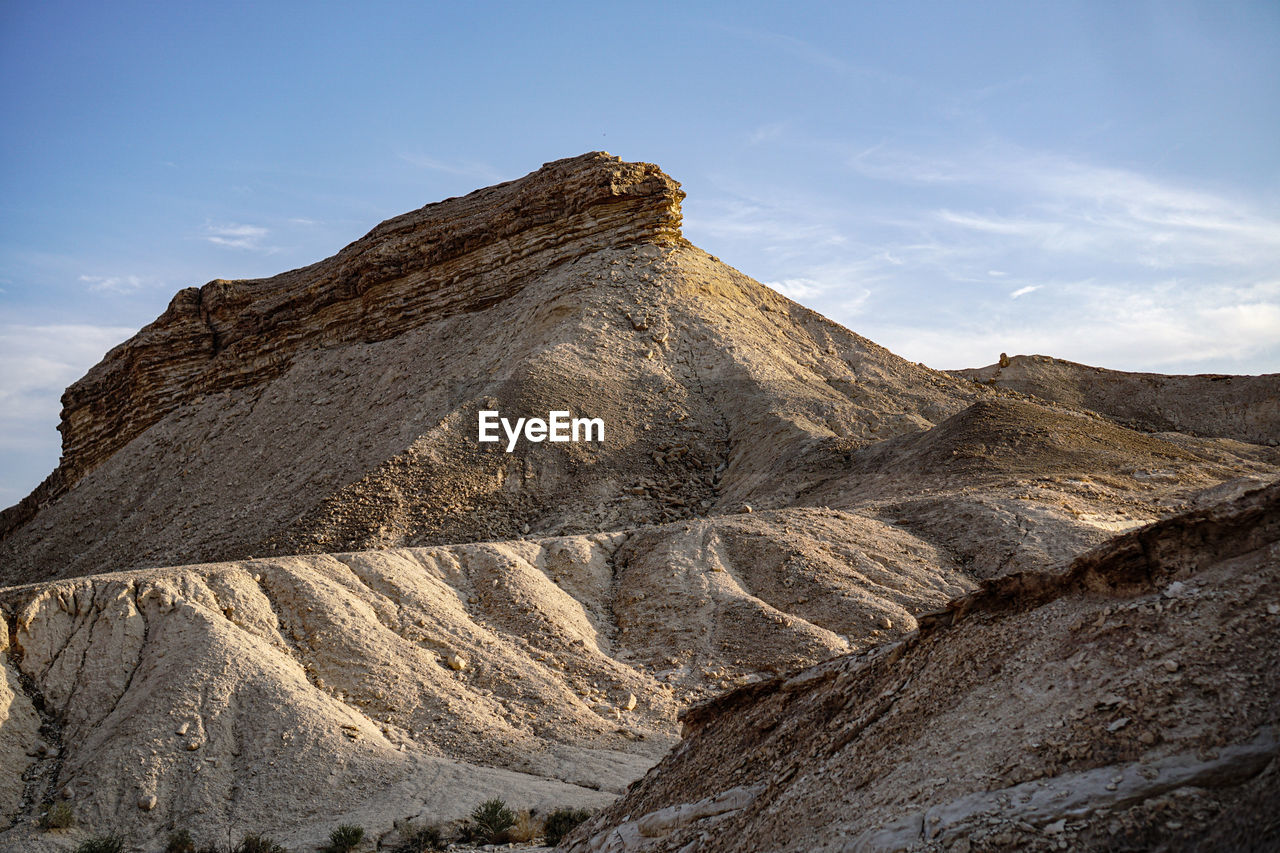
[2,152,1278,849]
[2,153,684,536]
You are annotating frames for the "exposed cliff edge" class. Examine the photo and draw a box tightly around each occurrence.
[2,153,684,537]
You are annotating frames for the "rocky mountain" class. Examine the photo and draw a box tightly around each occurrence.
[1,154,1276,850]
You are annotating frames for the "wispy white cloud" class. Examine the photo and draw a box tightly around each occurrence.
[204,222,272,250]
[857,145,1280,270]
[766,278,825,300]
[79,274,145,294]
[861,278,1280,372]
[398,153,502,183]
[718,25,909,90]
[0,323,134,502]
[683,193,853,254]
[684,141,1280,374]
[748,121,789,145]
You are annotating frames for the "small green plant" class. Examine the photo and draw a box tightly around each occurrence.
[75,837,124,853]
[39,800,75,829]
[392,822,446,853]
[232,835,286,853]
[543,806,592,845]
[469,797,516,844]
[166,829,197,853]
[324,824,364,853]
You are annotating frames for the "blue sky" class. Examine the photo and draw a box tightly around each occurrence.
[2,0,1278,503]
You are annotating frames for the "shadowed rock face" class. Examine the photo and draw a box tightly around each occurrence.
[0,154,1009,585]
[563,483,1280,853]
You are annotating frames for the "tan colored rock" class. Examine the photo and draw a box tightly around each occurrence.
[0,154,1275,851]
[0,619,42,824]
[953,354,1280,445]
[567,483,1280,853]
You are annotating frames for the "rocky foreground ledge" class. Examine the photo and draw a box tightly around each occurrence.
[564,482,1280,852]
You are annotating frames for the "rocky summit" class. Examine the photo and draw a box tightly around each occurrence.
[1,154,1277,851]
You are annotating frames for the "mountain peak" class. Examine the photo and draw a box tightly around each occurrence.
[11,154,685,529]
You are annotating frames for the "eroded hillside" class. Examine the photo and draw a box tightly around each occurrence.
[1,153,1277,850]
[2,510,969,849]
[565,482,1280,852]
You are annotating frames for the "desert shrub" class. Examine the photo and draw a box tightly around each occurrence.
[324,824,364,853]
[543,806,592,845]
[392,822,446,853]
[166,829,197,853]
[468,797,516,843]
[39,800,75,829]
[75,837,124,853]
[506,808,540,843]
[232,834,286,853]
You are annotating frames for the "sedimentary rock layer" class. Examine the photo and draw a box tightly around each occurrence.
[2,153,684,536]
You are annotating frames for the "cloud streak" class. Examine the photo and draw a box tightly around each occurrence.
[862,279,1280,372]
[204,222,272,250]
[398,153,503,183]
[683,142,1280,374]
[79,274,144,294]
[0,322,134,441]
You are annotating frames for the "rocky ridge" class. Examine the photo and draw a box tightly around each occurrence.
[954,354,1280,446]
[1,509,970,849]
[565,482,1280,852]
[1,153,683,539]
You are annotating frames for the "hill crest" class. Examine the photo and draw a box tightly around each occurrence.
[3,153,683,537]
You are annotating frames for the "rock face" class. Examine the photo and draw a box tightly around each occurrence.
[564,482,1280,852]
[0,153,683,540]
[1,153,1278,849]
[0,154,1007,585]
[954,354,1280,446]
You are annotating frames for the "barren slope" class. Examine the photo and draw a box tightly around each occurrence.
[0,510,970,849]
[566,482,1280,853]
[954,354,1280,445]
[1,154,1000,586]
[1,153,1277,849]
